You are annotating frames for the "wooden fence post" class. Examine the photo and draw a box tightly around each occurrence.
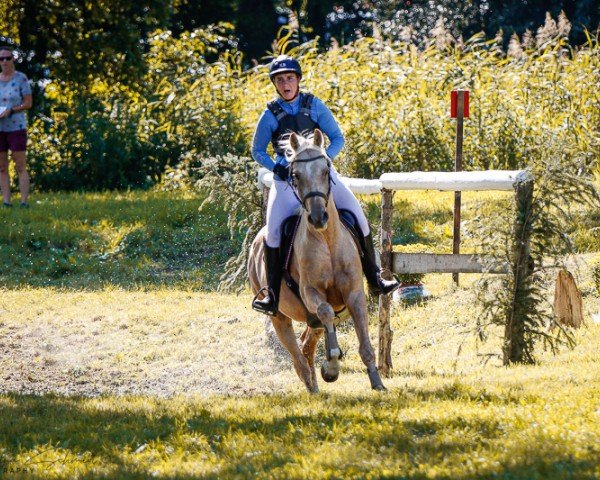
[378,188,394,376]
[504,178,534,364]
[452,91,465,285]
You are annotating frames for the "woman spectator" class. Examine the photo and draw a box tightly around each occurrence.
[0,46,32,207]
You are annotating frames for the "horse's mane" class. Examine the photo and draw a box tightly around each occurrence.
[279,131,324,161]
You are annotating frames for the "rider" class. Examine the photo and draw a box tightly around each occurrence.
[251,54,399,315]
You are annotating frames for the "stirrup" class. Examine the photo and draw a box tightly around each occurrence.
[252,286,278,315]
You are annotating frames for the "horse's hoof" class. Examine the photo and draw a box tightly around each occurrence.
[367,366,387,391]
[321,363,339,383]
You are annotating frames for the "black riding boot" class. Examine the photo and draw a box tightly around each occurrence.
[361,233,400,296]
[252,243,283,316]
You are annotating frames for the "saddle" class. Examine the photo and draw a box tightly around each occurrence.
[279,209,363,328]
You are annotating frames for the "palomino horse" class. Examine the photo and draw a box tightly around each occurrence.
[248,129,386,393]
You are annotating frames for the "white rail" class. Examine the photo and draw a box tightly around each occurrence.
[258,168,530,193]
[380,170,531,191]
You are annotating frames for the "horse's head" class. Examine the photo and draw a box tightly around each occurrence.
[287,129,332,230]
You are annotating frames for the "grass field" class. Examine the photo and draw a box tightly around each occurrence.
[0,190,232,290]
[0,190,599,479]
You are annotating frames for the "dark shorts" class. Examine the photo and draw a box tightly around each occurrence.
[0,129,27,153]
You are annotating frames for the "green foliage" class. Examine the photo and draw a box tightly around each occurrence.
[192,153,262,291]
[144,25,247,167]
[474,142,600,364]
[28,87,175,190]
[27,24,245,191]
[592,254,600,293]
[14,0,174,87]
[15,15,600,195]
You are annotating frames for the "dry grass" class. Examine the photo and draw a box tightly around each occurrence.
[0,279,598,479]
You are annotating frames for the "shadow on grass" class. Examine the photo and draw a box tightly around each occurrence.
[0,391,593,479]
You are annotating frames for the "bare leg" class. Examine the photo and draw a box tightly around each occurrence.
[271,313,318,393]
[0,152,10,204]
[345,289,386,390]
[12,151,29,204]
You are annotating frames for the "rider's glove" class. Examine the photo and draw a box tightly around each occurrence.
[273,163,290,181]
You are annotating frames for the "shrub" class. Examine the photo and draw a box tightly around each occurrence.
[28,83,178,190]
[592,254,600,293]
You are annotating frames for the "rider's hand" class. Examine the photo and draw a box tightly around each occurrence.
[0,107,11,119]
[273,163,289,181]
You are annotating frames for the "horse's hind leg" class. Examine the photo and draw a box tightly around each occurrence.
[345,290,386,391]
[300,327,323,389]
[272,313,319,393]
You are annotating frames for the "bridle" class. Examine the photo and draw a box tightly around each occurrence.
[288,153,334,210]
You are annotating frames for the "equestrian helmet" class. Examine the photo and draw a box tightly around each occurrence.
[269,55,302,81]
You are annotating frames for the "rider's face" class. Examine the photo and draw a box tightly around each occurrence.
[274,73,299,101]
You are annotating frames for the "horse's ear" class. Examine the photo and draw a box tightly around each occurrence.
[290,132,300,152]
[313,129,324,148]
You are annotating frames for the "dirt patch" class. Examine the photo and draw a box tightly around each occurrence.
[0,290,299,397]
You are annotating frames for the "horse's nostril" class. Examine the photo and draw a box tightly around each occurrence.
[323,212,329,224]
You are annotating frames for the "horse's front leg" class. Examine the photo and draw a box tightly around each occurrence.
[303,286,342,383]
[271,313,319,393]
[345,289,386,391]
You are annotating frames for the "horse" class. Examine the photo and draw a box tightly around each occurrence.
[248,129,386,393]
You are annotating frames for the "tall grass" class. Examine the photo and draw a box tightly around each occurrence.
[238,22,599,178]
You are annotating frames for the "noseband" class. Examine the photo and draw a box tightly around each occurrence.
[289,154,333,210]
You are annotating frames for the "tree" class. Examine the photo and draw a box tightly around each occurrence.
[170,0,238,34]
[483,0,599,44]
[236,0,278,62]
[9,0,174,86]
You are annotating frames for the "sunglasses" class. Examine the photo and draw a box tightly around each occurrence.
[0,56,13,61]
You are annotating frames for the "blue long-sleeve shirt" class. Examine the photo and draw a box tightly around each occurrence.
[251,93,344,178]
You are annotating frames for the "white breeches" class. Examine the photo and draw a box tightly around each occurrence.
[265,167,370,248]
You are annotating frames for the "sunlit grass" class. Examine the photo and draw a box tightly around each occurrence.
[0,190,232,289]
[0,188,596,292]
[0,285,598,479]
[0,189,598,478]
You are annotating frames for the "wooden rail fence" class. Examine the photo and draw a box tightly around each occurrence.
[258,168,534,373]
